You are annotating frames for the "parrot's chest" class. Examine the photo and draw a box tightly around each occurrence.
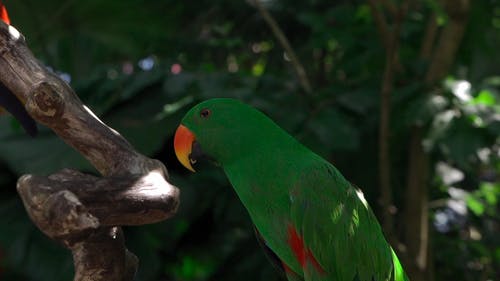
[231,178,308,272]
[223,156,313,273]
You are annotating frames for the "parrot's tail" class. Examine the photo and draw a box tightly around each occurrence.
[391,247,410,281]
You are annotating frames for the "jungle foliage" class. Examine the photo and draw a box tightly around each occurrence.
[0,0,498,280]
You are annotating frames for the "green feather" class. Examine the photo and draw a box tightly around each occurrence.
[180,98,410,281]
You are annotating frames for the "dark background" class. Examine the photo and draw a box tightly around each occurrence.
[0,0,498,280]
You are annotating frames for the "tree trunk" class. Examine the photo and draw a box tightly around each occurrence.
[0,18,180,281]
[403,2,470,281]
[404,127,430,281]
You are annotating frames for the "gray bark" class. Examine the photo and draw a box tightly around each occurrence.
[0,20,180,281]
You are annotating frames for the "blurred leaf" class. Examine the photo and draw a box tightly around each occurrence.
[0,198,73,281]
[163,73,197,99]
[121,67,165,100]
[305,107,360,155]
[470,90,496,106]
[0,124,92,175]
[105,97,183,156]
[466,195,485,216]
[479,182,500,205]
[404,94,449,127]
[336,87,378,114]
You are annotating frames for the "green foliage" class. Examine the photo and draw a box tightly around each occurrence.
[0,0,499,280]
[466,182,500,216]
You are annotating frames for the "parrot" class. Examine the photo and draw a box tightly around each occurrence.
[0,1,37,136]
[174,98,409,281]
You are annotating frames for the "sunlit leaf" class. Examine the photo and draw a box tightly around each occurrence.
[466,195,485,216]
[479,182,500,205]
[471,90,496,106]
[252,59,266,77]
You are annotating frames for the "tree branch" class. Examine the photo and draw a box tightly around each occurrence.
[381,0,398,19]
[370,0,409,243]
[404,1,470,280]
[367,0,392,53]
[425,0,470,83]
[250,0,313,95]
[0,20,180,281]
[419,13,438,60]
[404,127,429,275]
[71,227,138,281]
[367,0,405,73]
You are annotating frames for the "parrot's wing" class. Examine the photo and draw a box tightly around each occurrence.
[290,160,399,281]
[254,227,304,281]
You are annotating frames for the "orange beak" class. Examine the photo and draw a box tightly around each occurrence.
[174,124,196,172]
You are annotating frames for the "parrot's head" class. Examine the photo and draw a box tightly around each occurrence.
[174,98,280,172]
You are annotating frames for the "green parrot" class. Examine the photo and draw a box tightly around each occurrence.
[174,98,409,281]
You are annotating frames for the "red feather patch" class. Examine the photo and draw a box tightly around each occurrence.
[287,225,325,274]
[0,1,10,25]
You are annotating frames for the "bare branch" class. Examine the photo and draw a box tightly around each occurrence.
[419,13,438,60]
[381,0,398,18]
[372,0,409,242]
[250,0,312,95]
[405,127,430,271]
[403,2,470,280]
[425,0,470,83]
[367,0,405,73]
[367,0,392,52]
[0,20,180,281]
[71,227,138,281]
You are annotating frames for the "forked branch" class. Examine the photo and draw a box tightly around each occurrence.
[0,20,180,281]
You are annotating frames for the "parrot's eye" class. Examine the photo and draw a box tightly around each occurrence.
[200,108,211,118]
